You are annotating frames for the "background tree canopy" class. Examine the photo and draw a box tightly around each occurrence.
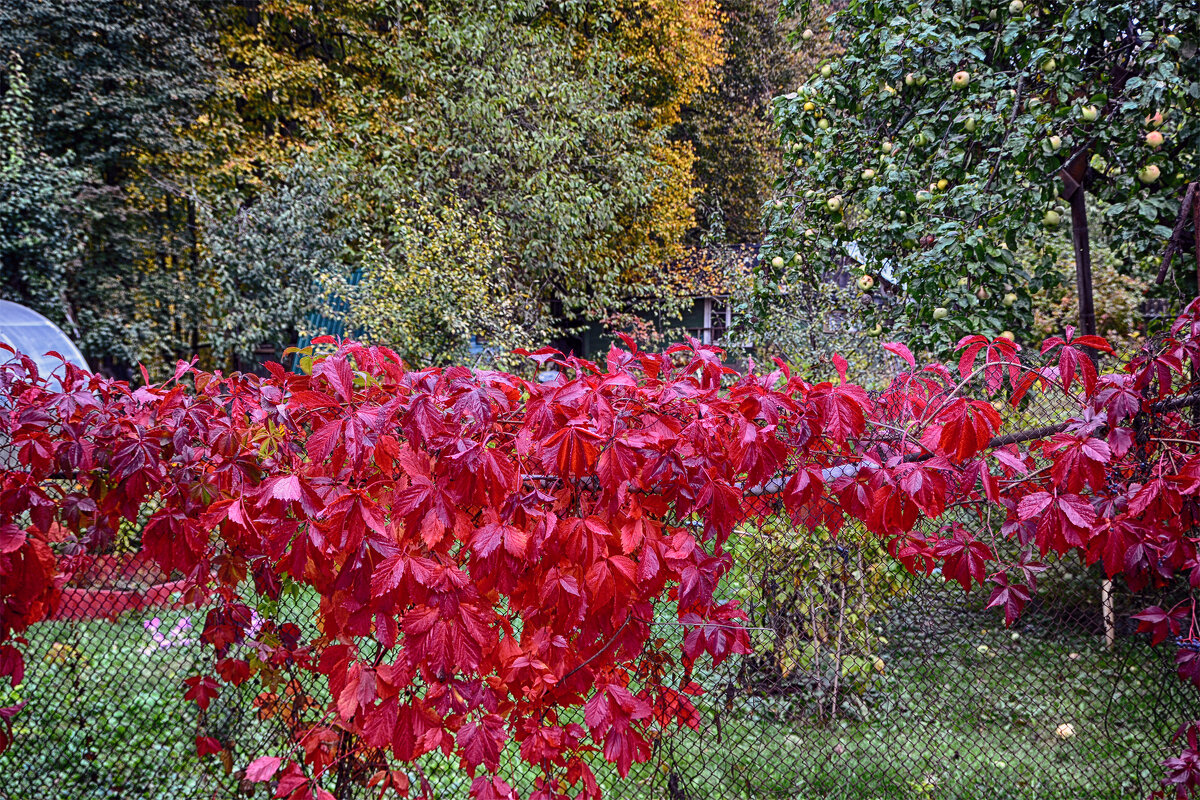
[1,0,812,377]
[756,0,1200,355]
[0,0,221,374]
[12,0,1184,376]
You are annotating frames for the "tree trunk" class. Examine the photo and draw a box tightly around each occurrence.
[1060,154,1113,649]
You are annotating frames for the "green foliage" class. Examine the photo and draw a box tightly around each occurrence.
[5,603,1183,799]
[201,0,724,358]
[0,0,221,375]
[734,521,913,720]
[321,192,539,368]
[199,155,349,368]
[759,0,1200,354]
[748,273,899,387]
[0,0,217,173]
[392,1,694,323]
[1,0,731,376]
[1031,237,1154,355]
[679,0,800,244]
[0,58,85,339]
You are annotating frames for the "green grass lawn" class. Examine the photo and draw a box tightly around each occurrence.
[0,585,1192,800]
[586,604,1186,800]
[0,607,217,800]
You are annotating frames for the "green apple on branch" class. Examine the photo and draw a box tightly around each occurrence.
[753,0,1200,356]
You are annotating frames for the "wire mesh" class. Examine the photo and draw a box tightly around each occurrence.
[2,335,1197,800]
[2,527,1190,800]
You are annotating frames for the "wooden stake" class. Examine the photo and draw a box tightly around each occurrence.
[1101,578,1115,651]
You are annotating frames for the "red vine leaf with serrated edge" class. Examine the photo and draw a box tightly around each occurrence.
[5,301,1200,797]
[956,334,1021,395]
[1040,326,1114,397]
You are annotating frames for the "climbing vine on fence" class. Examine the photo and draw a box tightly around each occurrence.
[4,302,1200,797]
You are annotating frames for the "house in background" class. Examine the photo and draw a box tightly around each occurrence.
[672,244,757,347]
[549,244,759,361]
[297,246,759,368]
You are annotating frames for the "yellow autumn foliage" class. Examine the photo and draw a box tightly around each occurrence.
[318,194,540,369]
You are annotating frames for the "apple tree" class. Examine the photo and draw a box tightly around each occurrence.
[757,0,1200,354]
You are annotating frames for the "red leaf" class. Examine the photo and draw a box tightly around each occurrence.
[457,714,507,774]
[314,355,356,402]
[246,755,282,783]
[985,574,1031,626]
[215,658,251,686]
[936,399,1000,462]
[1016,492,1053,521]
[195,736,223,758]
[832,353,849,384]
[543,424,603,478]
[469,775,516,800]
[882,342,916,368]
[1134,606,1185,646]
[933,529,993,591]
[371,552,410,596]
[183,675,220,711]
[0,524,27,555]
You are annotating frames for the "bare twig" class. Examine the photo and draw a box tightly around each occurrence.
[1157,182,1199,285]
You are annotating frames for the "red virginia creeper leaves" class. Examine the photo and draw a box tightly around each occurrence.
[935,399,1001,463]
[5,311,1200,798]
[246,755,282,783]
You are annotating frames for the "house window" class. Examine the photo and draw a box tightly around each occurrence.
[711,297,732,343]
[684,298,736,345]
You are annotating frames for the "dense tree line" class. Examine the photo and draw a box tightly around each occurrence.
[757,0,1200,357]
[0,0,803,376]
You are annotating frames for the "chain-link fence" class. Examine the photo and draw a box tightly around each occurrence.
[1,524,1191,800]
[2,333,1197,800]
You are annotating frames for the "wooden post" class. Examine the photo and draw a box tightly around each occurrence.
[1101,576,1115,650]
[1060,154,1115,649]
[1059,159,1097,340]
